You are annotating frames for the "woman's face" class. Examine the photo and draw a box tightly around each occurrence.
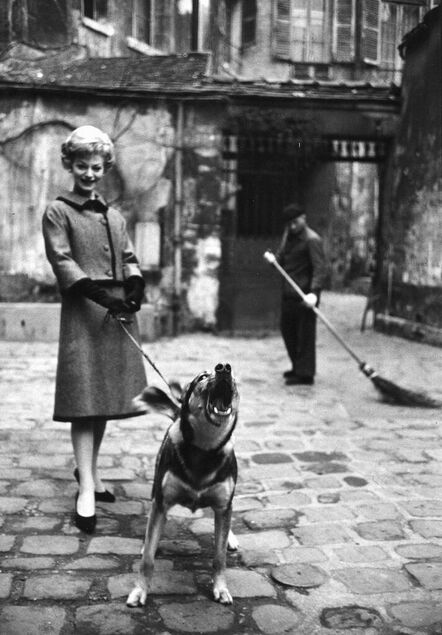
[71,153,105,196]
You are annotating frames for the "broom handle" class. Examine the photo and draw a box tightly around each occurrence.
[264,251,365,367]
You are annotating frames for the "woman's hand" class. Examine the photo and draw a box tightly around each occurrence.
[124,276,145,312]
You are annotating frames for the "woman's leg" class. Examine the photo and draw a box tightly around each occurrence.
[92,420,107,493]
[71,420,95,517]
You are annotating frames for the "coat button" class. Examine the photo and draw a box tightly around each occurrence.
[105,270,112,276]
[100,218,107,225]
[103,245,109,251]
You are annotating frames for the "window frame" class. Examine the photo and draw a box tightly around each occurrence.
[377,1,424,69]
[241,0,257,49]
[273,0,332,64]
[82,0,108,22]
[332,0,356,62]
[131,0,152,44]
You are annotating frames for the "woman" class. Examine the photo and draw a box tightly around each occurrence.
[42,125,147,533]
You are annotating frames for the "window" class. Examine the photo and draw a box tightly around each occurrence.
[132,0,151,43]
[333,0,355,62]
[151,0,211,53]
[242,0,257,48]
[380,3,398,67]
[82,0,108,22]
[380,2,422,69]
[175,0,193,53]
[274,0,330,63]
[361,0,381,63]
[363,0,422,66]
[28,0,68,46]
[274,0,425,67]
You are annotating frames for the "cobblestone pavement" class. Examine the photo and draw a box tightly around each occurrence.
[1,293,442,634]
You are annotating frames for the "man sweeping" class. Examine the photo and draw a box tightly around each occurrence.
[276,203,328,386]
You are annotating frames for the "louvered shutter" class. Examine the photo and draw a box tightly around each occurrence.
[273,0,291,60]
[153,0,173,52]
[333,0,355,62]
[361,0,380,64]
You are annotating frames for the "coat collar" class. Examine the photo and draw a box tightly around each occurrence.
[57,190,108,212]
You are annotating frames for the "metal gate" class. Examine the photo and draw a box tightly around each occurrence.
[218,133,389,333]
[218,134,303,332]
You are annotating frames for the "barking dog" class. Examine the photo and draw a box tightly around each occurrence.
[127,363,240,607]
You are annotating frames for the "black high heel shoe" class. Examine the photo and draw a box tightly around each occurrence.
[73,468,116,503]
[74,492,96,534]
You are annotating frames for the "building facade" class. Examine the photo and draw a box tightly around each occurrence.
[0,0,437,334]
[375,5,442,344]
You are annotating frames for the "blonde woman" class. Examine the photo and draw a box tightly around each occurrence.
[42,125,147,533]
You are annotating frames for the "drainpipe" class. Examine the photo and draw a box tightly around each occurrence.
[172,101,184,335]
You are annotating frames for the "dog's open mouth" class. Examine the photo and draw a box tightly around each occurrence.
[207,380,233,422]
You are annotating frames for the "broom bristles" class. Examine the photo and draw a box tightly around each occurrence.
[370,375,442,408]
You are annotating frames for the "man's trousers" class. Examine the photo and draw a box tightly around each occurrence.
[280,296,317,378]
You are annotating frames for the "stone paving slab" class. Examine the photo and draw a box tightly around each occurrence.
[1,293,442,633]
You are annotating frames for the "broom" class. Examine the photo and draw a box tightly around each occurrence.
[264,250,441,408]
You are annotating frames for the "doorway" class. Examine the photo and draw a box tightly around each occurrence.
[218,134,303,332]
[218,133,386,332]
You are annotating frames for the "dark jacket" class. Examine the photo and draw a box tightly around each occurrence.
[277,226,327,299]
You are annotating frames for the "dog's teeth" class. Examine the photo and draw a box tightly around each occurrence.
[213,405,232,416]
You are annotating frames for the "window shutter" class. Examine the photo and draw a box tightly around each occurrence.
[333,0,355,62]
[273,0,291,60]
[361,0,380,64]
[153,0,173,52]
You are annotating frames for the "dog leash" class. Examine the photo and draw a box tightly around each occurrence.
[113,315,171,388]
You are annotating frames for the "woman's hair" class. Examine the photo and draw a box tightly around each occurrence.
[61,125,115,172]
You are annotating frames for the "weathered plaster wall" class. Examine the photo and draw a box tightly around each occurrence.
[0,93,225,330]
[179,109,224,330]
[379,10,442,328]
[305,162,378,289]
[0,96,173,281]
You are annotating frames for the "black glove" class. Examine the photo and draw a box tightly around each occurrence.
[124,276,145,312]
[71,278,130,315]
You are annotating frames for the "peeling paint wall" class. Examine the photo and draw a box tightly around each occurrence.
[179,112,223,330]
[305,162,378,290]
[380,10,442,327]
[0,94,225,331]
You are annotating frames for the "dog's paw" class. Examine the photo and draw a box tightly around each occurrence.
[213,584,233,605]
[126,585,147,607]
[227,529,239,551]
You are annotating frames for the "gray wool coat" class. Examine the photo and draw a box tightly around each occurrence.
[42,190,147,422]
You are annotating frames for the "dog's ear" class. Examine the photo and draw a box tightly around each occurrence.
[132,386,181,419]
[169,380,184,403]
